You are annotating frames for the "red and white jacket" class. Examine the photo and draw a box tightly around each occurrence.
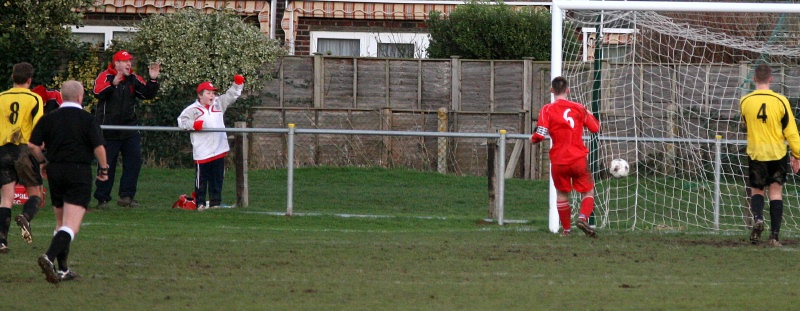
[177,83,242,163]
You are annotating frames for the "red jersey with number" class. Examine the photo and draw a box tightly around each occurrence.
[533,99,600,165]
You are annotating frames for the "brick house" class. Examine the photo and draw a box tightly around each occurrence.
[78,0,550,58]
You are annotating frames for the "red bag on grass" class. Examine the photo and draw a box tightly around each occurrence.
[172,194,197,211]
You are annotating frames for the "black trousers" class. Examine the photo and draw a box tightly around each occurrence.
[195,157,225,206]
[94,133,142,201]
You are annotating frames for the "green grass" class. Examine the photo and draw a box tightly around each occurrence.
[1,167,798,310]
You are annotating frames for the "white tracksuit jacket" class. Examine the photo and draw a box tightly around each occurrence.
[177,83,242,163]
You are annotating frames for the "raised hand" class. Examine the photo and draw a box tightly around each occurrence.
[113,71,124,86]
[149,62,161,79]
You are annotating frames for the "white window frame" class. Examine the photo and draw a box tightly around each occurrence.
[70,25,138,49]
[582,28,636,62]
[310,31,430,58]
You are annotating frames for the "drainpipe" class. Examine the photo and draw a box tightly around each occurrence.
[270,0,277,39]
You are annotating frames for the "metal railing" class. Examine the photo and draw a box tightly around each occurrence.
[103,124,524,224]
[103,124,744,228]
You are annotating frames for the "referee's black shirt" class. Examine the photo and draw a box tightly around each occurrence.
[29,104,105,164]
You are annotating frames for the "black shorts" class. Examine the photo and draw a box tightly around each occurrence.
[0,144,17,185]
[748,154,789,189]
[46,162,93,208]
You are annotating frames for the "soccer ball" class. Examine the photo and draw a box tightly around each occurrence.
[609,159,630,178]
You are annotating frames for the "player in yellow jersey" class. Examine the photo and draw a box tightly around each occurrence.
[740,63,800,247]
[0,63,45,253]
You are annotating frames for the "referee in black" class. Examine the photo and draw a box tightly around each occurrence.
[27,80,108,284]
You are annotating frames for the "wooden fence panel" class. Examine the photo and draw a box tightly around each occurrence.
[388,60,421,109]
[493,61,525,113]
[460,61,493,112]
[279,57,315,108]
[356,59,388,108]
[420,61,451,110]
[323,58,355,108]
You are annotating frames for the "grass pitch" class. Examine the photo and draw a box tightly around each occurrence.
[0,167,797,310]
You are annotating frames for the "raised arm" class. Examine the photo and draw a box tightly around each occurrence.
[134,74,159,100]
[217,75,245,112]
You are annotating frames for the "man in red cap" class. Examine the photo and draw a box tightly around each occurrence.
[177,75,245,210]
[92,50,160,209]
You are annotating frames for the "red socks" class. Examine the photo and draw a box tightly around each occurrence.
[557,201,571,231]
[559,197,595,232]
[579,196,595,220]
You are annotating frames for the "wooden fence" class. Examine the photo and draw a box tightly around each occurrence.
[251,55,555,179]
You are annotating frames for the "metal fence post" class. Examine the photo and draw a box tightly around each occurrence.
[498,130,507,225]
[287,123,295,216]
[487,139,496,219]
[235,121,249,208]
[714,135,722,230]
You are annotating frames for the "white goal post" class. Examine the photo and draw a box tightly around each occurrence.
[549,1,800,233]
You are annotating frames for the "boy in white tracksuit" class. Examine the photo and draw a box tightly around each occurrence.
[177,75,244,209]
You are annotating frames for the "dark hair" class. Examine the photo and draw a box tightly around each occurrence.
[12,62,34,85]
[754,63,771,84]
[551,76,569,95]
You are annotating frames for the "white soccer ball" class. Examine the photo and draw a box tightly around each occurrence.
[609,159,630,178]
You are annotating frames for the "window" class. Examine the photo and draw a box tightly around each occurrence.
[317,38,361,56]
[113,31,136,42]
[76,32,105,47]
[582,28,636,63]
[378,43,414,58]
[71,26,137,49]
[310,31,429,58]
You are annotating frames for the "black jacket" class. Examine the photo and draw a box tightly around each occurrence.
[93,64,159,140]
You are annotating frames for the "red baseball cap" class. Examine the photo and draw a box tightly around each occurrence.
[196,81,218,93]
[113,50,133,61]
[31,86,64,105]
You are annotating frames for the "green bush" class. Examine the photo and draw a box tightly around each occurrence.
[111,9,285,167]
[0,0,94,87]
[51,47,106,110]
[426,1,555,60]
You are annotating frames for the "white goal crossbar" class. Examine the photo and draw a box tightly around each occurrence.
[553,1,800,13]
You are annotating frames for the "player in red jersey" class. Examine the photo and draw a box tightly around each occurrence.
[531,76,600,237]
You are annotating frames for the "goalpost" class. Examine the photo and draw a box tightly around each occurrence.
[550,1,800,232]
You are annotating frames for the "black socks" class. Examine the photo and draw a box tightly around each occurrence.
[22,195,41,222]
[770,200,783,240]
[45,230,72,262]
[752,196,784,240]
[57,245,70,272]
[751,194,765,221]
[0,208,10,244]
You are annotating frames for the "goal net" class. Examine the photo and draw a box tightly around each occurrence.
[554,1,800,232]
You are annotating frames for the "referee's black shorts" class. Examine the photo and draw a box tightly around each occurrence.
[748,154,789,189]
[46,162,93,208]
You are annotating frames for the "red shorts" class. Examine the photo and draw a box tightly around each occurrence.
[551,158,593,193]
